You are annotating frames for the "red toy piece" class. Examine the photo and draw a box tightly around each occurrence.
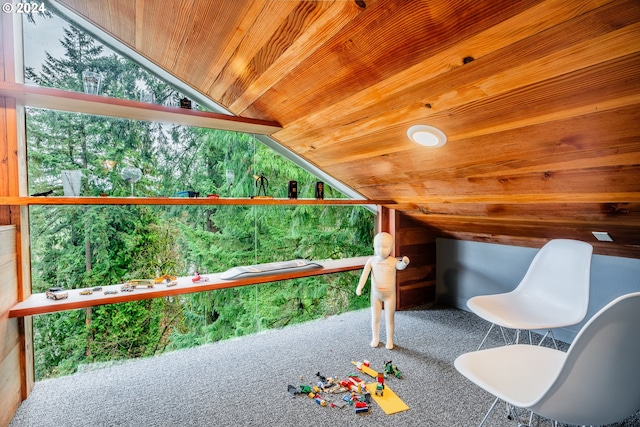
[191,272,209,283]
[314,393,326,406]
[354,401,369,414]
[375,372,385,396]
[347,376,365,393]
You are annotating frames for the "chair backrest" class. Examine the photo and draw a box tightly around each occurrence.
[514,239,592,324]
[531,291,640,426]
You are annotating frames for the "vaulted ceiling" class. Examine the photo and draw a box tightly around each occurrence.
[53,0,640,258]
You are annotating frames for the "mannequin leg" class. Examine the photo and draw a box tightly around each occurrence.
[384,295,396,349]
[370,297,382,347]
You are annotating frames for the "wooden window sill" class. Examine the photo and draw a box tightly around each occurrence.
[9,256,369,317]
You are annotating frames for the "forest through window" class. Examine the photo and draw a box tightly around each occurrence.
[23,11,374,379]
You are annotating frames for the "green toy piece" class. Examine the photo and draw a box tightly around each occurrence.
[384,360,402,379]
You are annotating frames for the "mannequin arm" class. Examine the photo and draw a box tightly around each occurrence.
[396,256,410,271]
[356,259,372,295]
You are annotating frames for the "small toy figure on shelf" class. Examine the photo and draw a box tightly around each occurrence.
[356,232,410,349]
[288,180,297,199]
[180,97,192,109]
[315,181,324,199]
[252,173,270,198]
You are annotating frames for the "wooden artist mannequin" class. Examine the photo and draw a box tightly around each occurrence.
[356,232,409,349]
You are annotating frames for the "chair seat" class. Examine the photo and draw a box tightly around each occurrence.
[467,292,583,330]
[454,344,566,408]
[457,292,640,427]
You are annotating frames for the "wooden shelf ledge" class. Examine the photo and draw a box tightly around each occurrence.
[9,257,369,317]
[0,81,282,134]
[0,196,393,206]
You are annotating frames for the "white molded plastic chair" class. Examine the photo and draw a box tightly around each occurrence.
[455,291,640,427]
[467,239,593,350]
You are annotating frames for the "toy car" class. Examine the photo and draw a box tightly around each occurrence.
[79,289,93,295]
[104,289,118,295]
[46,287,68,300]
[124,279,155,288]
[192,272,209,283]
[154,275,178,286]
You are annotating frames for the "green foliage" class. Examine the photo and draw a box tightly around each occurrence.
[33,310,87,379]
[25,15,375,379]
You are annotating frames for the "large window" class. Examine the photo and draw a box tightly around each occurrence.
[23,10,374,379]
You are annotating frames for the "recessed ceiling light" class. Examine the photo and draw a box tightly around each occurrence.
[407,125,447,148]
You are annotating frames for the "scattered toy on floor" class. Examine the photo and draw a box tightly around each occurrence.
[383,360,402,379]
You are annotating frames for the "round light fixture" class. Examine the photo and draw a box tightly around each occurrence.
[407,125,447,148]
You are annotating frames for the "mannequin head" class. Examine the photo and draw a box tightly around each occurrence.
[373,232,394,259]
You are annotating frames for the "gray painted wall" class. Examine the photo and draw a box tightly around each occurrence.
[436,238,640,344]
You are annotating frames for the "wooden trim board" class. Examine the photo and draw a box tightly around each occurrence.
[0,196,393,206]
[0,81,282,134]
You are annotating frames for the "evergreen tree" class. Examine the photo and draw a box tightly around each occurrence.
[26,18,374,378]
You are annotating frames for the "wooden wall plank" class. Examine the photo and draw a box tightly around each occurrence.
[412,215,640,258]
[0,343,21,427]
[0,225,20,427]
[0,313,18,368]
[0,243,18,315]
[401,202,640,223]
[363,166,640,199]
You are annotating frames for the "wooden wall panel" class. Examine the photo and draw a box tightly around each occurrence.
[0,227,17,314]
[0,344,21,427]
[2,9,31,424]
[0,226,20,427]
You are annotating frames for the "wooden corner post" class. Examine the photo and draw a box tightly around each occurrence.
[1,7,34,426]
[377,206,437,310]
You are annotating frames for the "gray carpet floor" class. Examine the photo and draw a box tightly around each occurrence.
[9,304,640,427]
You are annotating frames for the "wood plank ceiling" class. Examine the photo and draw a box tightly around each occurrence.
[54,0,640,258]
